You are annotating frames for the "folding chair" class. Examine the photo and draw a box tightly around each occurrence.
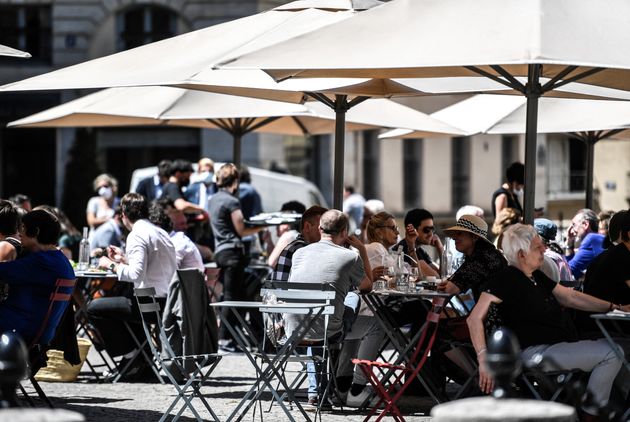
[260,281,339,419]
[353,296,446,422]
[519,367,587,403]
[20,277,76,408]
[134,287,222,422]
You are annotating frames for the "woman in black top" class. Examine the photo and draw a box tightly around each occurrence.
[491,162,524,220]
[468,224,628,419]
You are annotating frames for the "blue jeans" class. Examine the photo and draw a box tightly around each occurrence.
[306,294,360,399]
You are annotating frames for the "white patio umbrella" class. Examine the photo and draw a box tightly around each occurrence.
[221,0,630,221]
[8,86,465,164]
[381,95,630,209]
[0,44,30,58]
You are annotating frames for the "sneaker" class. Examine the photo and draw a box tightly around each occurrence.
[304,397,332,412]
[218,339,241,353]
[305,397,318,412]
[346,386,379,408]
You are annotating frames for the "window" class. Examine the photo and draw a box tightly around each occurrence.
[117,5,177,51]
[403,138,423,208]
[362,130,380,199]
[0,5,52,64]
[501,134,519,171]
[568,137,586,192]
[451,137,471,209]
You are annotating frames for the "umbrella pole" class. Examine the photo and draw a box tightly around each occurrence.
[523,64,542,224]
[585,134,596,210]
[233,118,242,168]
[333,94,348,210]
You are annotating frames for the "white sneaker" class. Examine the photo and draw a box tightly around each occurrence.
[345,386,379,408]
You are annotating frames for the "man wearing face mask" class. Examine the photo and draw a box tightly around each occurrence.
[160,159,208,221]
[184,157,216,212]
[491,162,524,224]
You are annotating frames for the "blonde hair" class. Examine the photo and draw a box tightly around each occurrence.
[492,207,521,236]
[366,211,395,244]
[92,173,118,192]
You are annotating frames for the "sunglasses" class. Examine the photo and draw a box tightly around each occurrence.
[421,226,435,234]
[379,225,399,232]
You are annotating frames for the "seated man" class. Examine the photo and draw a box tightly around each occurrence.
[150,198,204,272]
[468,224,627,420]
[267,200,307,269]
[269,205,327,281]
[286,209,379,407]
[89,193,177,380]
[0,209,75,345]
[577,210,630,336]
[565,208,606,280]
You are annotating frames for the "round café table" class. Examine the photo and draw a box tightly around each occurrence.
[431,397,575,422]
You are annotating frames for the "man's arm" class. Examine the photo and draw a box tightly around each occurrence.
[347,235,372,293]
[230,209,264,238]
[567,237,594,278]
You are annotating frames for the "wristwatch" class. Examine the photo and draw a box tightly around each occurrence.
[109,262,116,273]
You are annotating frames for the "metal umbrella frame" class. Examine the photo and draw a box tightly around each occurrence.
[220,0,630,221]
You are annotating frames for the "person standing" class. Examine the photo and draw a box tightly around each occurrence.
[86,174,119,232]
[491,162,524,221]
[208,163,265,351]
[161,159,208,219]
[135,160,171,202]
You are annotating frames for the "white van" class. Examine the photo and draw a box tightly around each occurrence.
[129,163,328,211]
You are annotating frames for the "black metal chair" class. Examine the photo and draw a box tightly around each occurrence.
[134,287,222,422]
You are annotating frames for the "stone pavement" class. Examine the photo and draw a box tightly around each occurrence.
[21,350,436,421]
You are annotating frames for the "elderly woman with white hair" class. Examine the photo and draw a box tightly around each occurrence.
[467,223,629,420]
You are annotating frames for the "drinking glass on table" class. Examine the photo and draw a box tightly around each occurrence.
[408,267,420,291]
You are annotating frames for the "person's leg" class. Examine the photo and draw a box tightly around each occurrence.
[342,315,382,407]
[216,248,246,342]
[87,296,135,357]
[522,339,623,415]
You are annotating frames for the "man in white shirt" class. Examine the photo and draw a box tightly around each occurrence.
[149,198,204,272]
[89,193,177,379]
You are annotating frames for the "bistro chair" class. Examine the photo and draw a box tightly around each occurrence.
[134,287,222,422]
[353,296,446,422]
[258,281,338,421]
[20,277,76,407]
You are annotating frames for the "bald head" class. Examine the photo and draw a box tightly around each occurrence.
[319,210,349,242]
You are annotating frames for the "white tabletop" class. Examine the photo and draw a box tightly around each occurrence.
[74,270,118,279]
[211,300,325,310]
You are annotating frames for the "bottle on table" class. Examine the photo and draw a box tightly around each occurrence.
[78,227,90,271]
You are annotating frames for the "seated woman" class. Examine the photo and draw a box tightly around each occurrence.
[467,224,627,421]
[0,199,22,261]
[0,209,75,345]
[439,214,507,301]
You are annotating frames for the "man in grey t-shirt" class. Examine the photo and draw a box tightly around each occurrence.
[286,210,372,339]
[286,209,381,406]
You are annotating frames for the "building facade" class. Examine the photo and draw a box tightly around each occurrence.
[1,0,629,228]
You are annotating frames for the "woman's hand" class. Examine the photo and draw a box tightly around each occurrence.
[372,265,386,280]
[477,353,495,394]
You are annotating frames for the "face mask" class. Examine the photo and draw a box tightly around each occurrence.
[513,188,523,196]
[98,186,113,200]
[199,171,214,185]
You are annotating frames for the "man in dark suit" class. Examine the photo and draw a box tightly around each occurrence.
[135,160,171,201]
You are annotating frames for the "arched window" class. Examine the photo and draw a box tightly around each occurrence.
[117,5,177,51]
